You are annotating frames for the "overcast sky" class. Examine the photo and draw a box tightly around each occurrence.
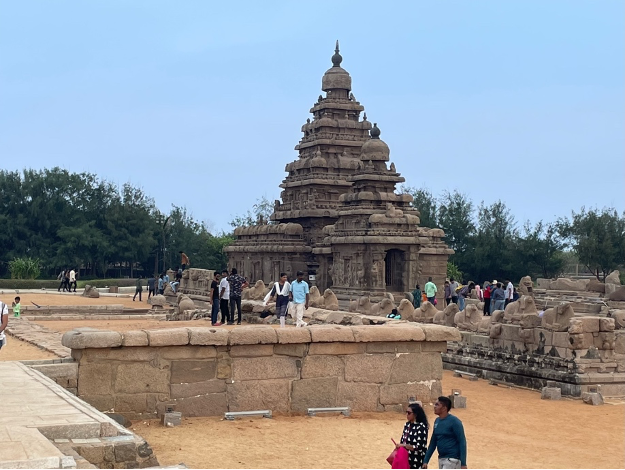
[1,0,623,233]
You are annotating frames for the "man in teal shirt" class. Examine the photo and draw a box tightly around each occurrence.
[424,277,438,304]
[289,271,309,328]
[423,396,467,469]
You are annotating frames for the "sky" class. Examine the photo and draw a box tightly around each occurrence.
[1,0,623,234]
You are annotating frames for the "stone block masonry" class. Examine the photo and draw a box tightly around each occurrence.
[62,324,460,419]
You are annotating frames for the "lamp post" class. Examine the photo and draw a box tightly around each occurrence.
[155,214,164,276]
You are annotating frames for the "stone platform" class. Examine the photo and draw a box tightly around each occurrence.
[0,362,157,469]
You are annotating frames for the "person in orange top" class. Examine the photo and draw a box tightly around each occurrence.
[179,252,189,270]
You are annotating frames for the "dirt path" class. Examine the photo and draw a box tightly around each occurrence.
[0,336,57,361]
[131,371,624,469]
[0,292,146,310]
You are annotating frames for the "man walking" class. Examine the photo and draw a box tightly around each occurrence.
[57,268,67,292]
[423,396,467,469]
[69,268,77,292]
[210,272,222,326]
[228,268,248,325]
[424,277,438,305]
[147,275,156,299]
[219,269,231,324]
[133,276,143,301]
[289,271,309,327]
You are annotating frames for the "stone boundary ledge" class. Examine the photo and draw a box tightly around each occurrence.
[61,324,461,349]
[7,317,71,358]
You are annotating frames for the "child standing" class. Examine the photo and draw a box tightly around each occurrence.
[12,297,21,317]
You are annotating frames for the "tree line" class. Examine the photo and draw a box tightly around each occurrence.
[403,187,625,283]
[0,168,231,278]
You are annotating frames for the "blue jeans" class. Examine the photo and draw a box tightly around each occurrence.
[494,299,505,312]
[458,296,465,311]
[427,296,435,305]
[211,299,220,324]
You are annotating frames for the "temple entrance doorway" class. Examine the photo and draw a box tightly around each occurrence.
[384,249,404,292]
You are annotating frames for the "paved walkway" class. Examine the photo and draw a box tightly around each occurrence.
[0,361,124,469]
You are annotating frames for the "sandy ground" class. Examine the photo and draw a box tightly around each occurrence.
[0,292,148,310]
[131,371,625,469]
[0,336,57,361]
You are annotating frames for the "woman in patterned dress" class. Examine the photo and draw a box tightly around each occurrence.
[396,402,429,469]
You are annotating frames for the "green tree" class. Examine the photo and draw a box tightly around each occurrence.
[447,261,463,284]
[557,207,625,281]
[229,196,275,228]
[437,190,475,278]
[465,200,518,282]
[514,221,565,278]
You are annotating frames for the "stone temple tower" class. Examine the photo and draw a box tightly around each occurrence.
[271,41,373,246]
[225,43,452,305]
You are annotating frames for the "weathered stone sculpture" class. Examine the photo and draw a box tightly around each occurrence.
[610,310,625,329]
[309,286,324,307]
[415,301,439,323]
[518,276,534,298]
[81,285,100,298]
[488,310,506,339]
[433,303,458,327]
[176,293,195,314]
[148,294,167,307]
[541,303,575,331]
[605,270,621,285]
[163,282,174,296]
[503,296,538,324]
[404,292,414,305]
[608,286,625,301]
[478,309,504,335]
[549,278,589,291]
[370,298,395,317]
[397,299,416,321]
[322,289,339,311]
[453,304,483,332]
[243,280,266,301]
[349,296,371,315]
[586,279,605,293]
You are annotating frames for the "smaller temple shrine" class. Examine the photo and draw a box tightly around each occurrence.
[225,43,453,303]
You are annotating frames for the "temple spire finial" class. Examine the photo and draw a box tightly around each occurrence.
[331,40,343,67]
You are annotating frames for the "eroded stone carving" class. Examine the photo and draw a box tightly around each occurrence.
[605,270,621,285]
[549,278,589,291]
[370,298,395,317]
[349,296,371,315]
[415,301,439,323]
[518,276,534,297]
[541,303,575,331]
[453,304,483,332]
[503,296,538,324]
[322,289,339,311]
[176,293,195,314]
[433,303,458,327]
[81,285,100,298]
[397,299,415,321]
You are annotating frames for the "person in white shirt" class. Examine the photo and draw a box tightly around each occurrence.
[0,301,9,350]
[505,280,514,307]
[69,268,77,292]
[219,269,231,324]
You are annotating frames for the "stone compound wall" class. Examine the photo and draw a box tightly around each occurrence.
[445,317,625,397]
[62,324,460,419]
